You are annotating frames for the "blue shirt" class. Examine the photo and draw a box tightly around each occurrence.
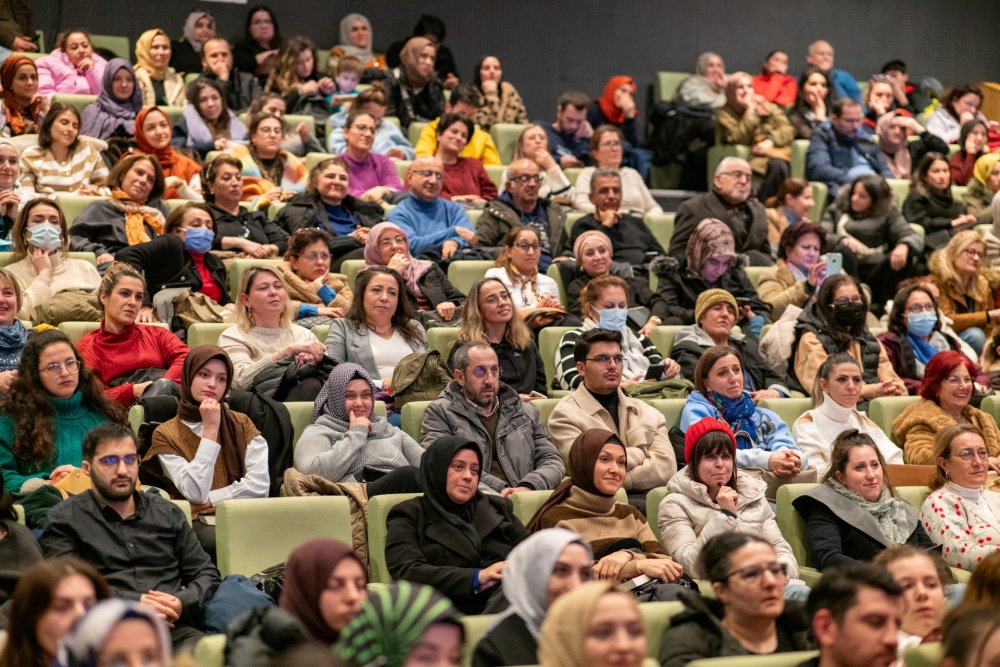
[387,196,476,254]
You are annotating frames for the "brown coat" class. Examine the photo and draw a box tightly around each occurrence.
[892,398,1000,465]
[930,252,996,336]
[716,102,795,175]
[279,263,353,315]
[765,206,790,247]
[757,259,809,320]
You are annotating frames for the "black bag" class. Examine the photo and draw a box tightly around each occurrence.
[228,389,294,497]
[248,562,286,603]
[290,94,333,142]
[134,396,180,458]
[647,100,716,167]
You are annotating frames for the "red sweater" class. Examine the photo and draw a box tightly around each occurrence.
[77,323,189,406]
[752,72,798,108]
[441,157,498,201]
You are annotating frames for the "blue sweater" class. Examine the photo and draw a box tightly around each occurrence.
[387,196,476,254]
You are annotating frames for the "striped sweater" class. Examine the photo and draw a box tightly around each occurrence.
[19,142,109,197]
[555,323,662,391]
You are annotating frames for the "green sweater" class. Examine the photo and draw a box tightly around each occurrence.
[0,391,111,494]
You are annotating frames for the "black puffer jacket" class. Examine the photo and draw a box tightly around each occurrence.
[224,606,310,667]
[653,256,769,325]
[275,191,384,263]
[788,301,883,393]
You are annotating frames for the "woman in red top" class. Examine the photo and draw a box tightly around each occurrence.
[752,50,797,107]
[434,113,496,206]
[76,263,188,405]
[127,107,202,200]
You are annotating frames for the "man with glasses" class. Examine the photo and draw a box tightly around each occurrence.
[477,158,568,268]
[422,343,564,495]
[549,328,677,501]
[670,157,773,266]
[806,97,894,194]
[41,423,220,649]
[197,37,261,112]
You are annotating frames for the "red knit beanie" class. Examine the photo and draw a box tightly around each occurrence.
[684,416,737,464]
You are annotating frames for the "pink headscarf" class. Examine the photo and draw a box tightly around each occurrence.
[572,230,613,262]
[364,222,432,296]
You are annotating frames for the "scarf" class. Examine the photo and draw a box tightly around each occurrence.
[336,13,375,62]
[708,389,760,450]
[60,600,172,667]
[0,56,41,136]
[334,581,462,667]
[0,320,28,371]
[827,478,911,545]
[876,111,912,180]
[685,217,736,275]
[312,362,393,439]
[181,11,213,53]
[973,152,1000,189]
[400,36,433,88]
[419,435,484,552]
[109,189,165,246]
[134,107,177,168]
[539,582,626,667]
[81,58,142,140]
[487,529,592,641]
[907,331,940,366]
[572,229,613,261]
[135,29,170,80]
[279,539,364,645]
[597,76,635,126]
[228,143,306,203]
[364,222,432,295]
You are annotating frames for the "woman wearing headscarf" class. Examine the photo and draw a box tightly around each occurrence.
[334,581,464,667]
[587,76,652,179]
[127,107,202,200]
[964,152,1000,226]
[0,55,46,137]
[134,28,186,107]
[384,435,529,614]
[171,11,215,75]
[80,59,142,145]
[677,51,727,108]
[59,599,171,667]
[875,110,949,181]
[384,36,445,129]
[329,13,385,73]
[472,528,593,667]
[140,345,269,557]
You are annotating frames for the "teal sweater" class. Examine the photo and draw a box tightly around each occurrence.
[0,391,111,493]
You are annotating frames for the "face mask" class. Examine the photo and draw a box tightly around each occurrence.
[906,311,937,338]
[832,301,867,328]
[183,226,214,254]
[596,307,628,331]
[28,222,62,252]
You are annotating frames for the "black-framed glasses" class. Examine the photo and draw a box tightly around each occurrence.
[832,297,864,307]
[726,562,788,583]
[514,241,541,252]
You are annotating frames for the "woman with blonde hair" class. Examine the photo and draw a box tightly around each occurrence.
[133,28,186,107]
[929,229,1000,354]
[265,35,335,110]
[502,124,574,201]
[961,550,1000,608]
[484,225,572,325]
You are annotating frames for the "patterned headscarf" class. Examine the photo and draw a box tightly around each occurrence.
[0,56,42,136]
[312,362,392,439]
[685,217,736,273]
[364,222,432,296]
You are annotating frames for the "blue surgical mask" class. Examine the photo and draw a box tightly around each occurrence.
[28,222,62,252]
[597,307,628,332]
[906,311,937,338]
[183,227,214,254]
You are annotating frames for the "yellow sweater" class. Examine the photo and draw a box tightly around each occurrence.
[414,117,501,165]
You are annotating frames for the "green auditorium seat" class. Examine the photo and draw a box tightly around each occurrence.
[490,123,527,164]
[366,492,421,583]
[447,260,493,294]
[186,322,231,348]
[867,395,920,445]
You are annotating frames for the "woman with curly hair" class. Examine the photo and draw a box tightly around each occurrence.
[928,229,1000,355]
[0,330,124,494]
[264,35,334,112]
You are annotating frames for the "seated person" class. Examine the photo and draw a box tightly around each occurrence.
[80,59,142,143]
[656,217,769,334]
[36,29,107,95]
[385,157,478,261]
[920,423,1000,571]
[555,276,679,391]
[892,351,1000,465]
[279,228,353,325]
[765,178,816,249]
[903,152,976,254]
[788,67,832,140]
[805,40,860,102]
[263,36,334,112]
[586,76,652,179]
[413,83,500,165]
[218,265,325,395]
[539,90,592,169]
[483,226,574,326]
[548,328,677,495]
[0,268,26,381]
[500,124,575,202]
[294,363,421,492]
[658,532,810,667]
[329,12,386,73]
[425,342,565,493]
[571,127,662,217]
[338,108,403,203]
[173,78,248,159]
[324,266,428,393]
[128,107,202,200]
[471,528,593,667]
[202,155,288,259]
[948,120,989,186]
[927,84,996,145]
[0,140,20,240]
[384,37,446,130]
[863,75,907,128]
[670,157,772,266]
[752,50,797,106]
[435,113,497,205]
[929,230,999,355]
[964,152,1000,226]
[478,159,569,269]
[140,345,269,558]
[875,111,948,181]
[676,52,727,108]
[326,85,415,159]
[0,330,123,495]
[820,174,923,306]
[659,420,798,579]
[670,289,787,398]
[472,55,529,129]
[873,545,949,656]
[788,273,906,398]
[171,11,215,75]
[40,423,221,648]
[449,278,546,396]
[682,345,807,476]
[384,435,529,614]
[806,97,894,195]
[363,222,464,324]
[197,37,262,113]
[0,55,46,138]
[527,428,685,585]
[116,203,231,323]
[757,220,828,320]
[77,264,188,406]
[226,112,308,205]
[134,28,186,106]
[231,6,281,86]
[792,353,904,477]
[70,155,168,265]
[716,71,794,201]
[792,429,933,570]
[6,198,101,322]
[19,103,108,198]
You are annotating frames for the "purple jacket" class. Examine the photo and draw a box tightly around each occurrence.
[340,151,404,198]
[37,49,107,96]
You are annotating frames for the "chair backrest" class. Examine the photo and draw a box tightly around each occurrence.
[654,72,688,102]
[304,151,335,170]
[646,213,675,253]
[401,400,431,441]
[510,487,628,526]
[215,496,352,576]
[808,181,829,221]
[534,398,562,432]
[563,211,586,237]
[903,642,943,667]
[896,485,932,511]
[461,614,496,667]
[160,106,184,126]
[284,401,315,447]
[57,320,168,345]
[490,123,528,164]
[756,398,812,429]
[51,94,97,117]
[227,258,284,301]
[485,164,506,190]
[641,600,684,659]
[89,34,130,59]
[407,121,428,146]
[341,258,366,290]
[447,260,494,295]
[646,487,669,542]
[647,325,682,358]
[538,326,577,392]
[0,252,95,268]
[171,499,192,524]
[980,394,1000,425]
[427,327,460,359]
[394,159,411,182]
[687,651,819,667]
[647,398,689,431]
[745,266,767,288]
[868,395,920,445]
[193,634,226,667]
[790,139,810,179]
[887,178,912,207]
[54,194,103,226]
[884,465,936,488]
[366,492,422,583]
[706,144,750,186]
[545,263,568,308]
[186,322,231,349]
[311,324,329,342]
[775,483,820,568]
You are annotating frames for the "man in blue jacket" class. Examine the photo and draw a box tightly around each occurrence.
[805,97,894,196]
[806,40,861,102]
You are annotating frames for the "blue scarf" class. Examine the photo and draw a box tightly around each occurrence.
[907,331,941,366]
[709,390,759,450]
[0,320,28,371]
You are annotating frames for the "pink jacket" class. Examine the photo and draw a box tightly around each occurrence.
[36,49,107,96]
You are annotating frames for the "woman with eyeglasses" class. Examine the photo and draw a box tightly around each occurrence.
[434,113,497,206]
[920,423,1000,571]
[0,330,123,495]
[659,532,811,667]
[571,125,662,217]
[339,109,404,204]
[892,350,1000,466]
[929,230,1000,356]
[279,229,353,326]
[226,112,308,206]
[793,429,933,570]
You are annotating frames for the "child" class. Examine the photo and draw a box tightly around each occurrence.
[329,56,362,112]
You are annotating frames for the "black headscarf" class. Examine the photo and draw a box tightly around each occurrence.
[418,435,484,551]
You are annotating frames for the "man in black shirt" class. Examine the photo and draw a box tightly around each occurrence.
[41,423,220,648]
[198,37,262,112]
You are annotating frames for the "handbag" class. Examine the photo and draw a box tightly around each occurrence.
[390,350,451,410]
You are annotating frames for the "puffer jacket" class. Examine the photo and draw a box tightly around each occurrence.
[274,191,384,262]
[476,197,567,257]
[806,121,894,193]
[224,606,309,667]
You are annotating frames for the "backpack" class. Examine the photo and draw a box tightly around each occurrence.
[391,350,451,410]
[647,100,716,167]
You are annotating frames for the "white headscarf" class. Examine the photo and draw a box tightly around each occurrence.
[60,599,172,667]
[181,11,214,53]
[336,13,374,62]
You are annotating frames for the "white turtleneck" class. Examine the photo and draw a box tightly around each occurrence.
[945,481,997,524]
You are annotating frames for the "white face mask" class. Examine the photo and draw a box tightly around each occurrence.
[28,222,62,252]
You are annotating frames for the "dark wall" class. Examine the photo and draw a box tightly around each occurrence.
[36,0,999,122]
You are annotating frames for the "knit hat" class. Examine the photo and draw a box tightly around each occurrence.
[684,416,737,464]
[694,288,738,324]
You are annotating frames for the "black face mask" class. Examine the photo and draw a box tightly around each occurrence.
[832,301,867,328]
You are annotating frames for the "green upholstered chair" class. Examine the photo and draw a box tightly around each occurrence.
[194,634,226,667]
[238,113,315,135]
[407,121,428,146]
[563,211,585,238]
[284,401,315,447]
[904,642,943,667]
[896,485,932,510]
[401,401,431,441]
[775,483,822,579]
[538,326,577,395]
[756,398,812,429]
[790,139,810,179]
[646,213,675,252]
[159,106,184,126]
[546,263,568,307]
[55,194,103,226]
[648,325,681,358]
[887,178,911,207]
[186,322,231,348]
[745,266,767,288]
[510,488,628,526]
[808,181,828,222]
[688,651,819,667]
[565,167,582,186]
[648,398,688,431]
[646,487,669,542]
[305,152,336,170]
[14,503,24,524]
[341,258,366,290]
[467,209,482,227]
[394,159,411,182]
[57,320,168,345]
[171,499,192,524]
[868,395,920,445]
[654,72,688,102]
[427,327,460,358]
[462,614,497,667]
[447,260,494,295]
[311,324,329,342]
[13,50,42,61]
[485,164,506,190]
[534,398,561,432]
[227,258,283,301]
[215,496,352,576]
[89,34,130,59]
[706,144,750,185]
[366,492,421,583]
[490,123,528,164]
[641,600,685,659]
[52,93,97,117]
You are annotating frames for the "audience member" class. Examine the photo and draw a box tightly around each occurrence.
[502,124,574,203]
[202,154,287,259]
[483,225,571,324]
[60,597,172,667]
[880,59,935,113]
[0,0,34,54]
[960,550,1000,608]
[788,68,833,140]
[128,107,202,200]
[927,83,995,144]
[414,83,501,165]
[939,605,1000,667]
[806,97,895,194]
[326,85,414,159]
[227,112,308,204]
[19,103,108,198]
[384,36,445,129]
[36,29,106,95]
[435,113,497,204]
[805,40,860,102]
[757,220,826,320]
[875,110,949,181]
[872,545,949,656]
[964,152,1000,225]
[134,28,186,107]
[472,55,529,129]
[329,13,385,72]
[0,140,17,240]
[949,120,989,186]
[0,55,45,137]
[197,37,262,113]
[572,128,663,217]
[174,78,248,158]
[79,59,141,144]
[171,10,215,75]
[752,50,797,106]
[0,471,41,593]
[540,91,592,169]
[232,5,282,84]
[904,152,975,253]
[586,76,652,179]
[928,229,999,354]
[279,228,353,323]
[264,36,333,111]
[677,51,727,108]
[339,108,404,202]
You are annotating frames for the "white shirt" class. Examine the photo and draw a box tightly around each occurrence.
[369,329,415,381]
[483,267,560,310]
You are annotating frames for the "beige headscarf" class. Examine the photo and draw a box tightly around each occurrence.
[135,28,170,80]
[538,581,642,667]
[400,36,434,88]
[685,218,736,272]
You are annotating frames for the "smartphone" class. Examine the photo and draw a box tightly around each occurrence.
[528,391,547,399]
[644,364,664,380]
[735,297,752,308]
[823,252,843,276]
